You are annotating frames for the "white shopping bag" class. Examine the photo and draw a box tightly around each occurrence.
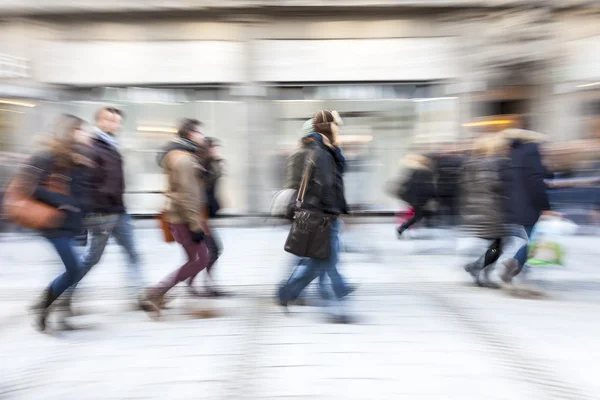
[528,216,577,267]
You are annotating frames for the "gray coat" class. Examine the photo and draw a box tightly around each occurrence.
[460,155,511,239]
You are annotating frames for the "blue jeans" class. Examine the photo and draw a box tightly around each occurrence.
[279,219,348,303]
[48,237,85,297]
[288,257,332,301]
[76,213,143,294]
[514,225,534,268]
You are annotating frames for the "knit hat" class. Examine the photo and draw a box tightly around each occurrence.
[302,119,314,136]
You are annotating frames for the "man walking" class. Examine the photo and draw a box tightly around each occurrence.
[61,107,144,318]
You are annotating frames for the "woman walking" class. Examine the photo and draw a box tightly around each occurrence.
[3,115,91,331]
[277,109,354,323]
[141,119,211,318]
[460,134,528,287]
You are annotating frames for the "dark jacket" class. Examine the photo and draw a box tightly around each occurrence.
[396,157,435,209]
[86,130,126,214]
[460,155,510,239]
[204,158,223,218]
[27,152,86,238]
[504,130,550,226]
[298,133,348,216]
[433,154,464,198]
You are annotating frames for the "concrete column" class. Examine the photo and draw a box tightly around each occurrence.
[239,20,271,214]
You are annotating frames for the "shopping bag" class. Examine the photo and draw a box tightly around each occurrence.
[527,216,577,267]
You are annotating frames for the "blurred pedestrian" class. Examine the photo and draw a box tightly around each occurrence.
[277,110,355,323]
[282,118,330,305]
[3,115,91,331]
[460,134,528,287]
[60,107,144,318]
[432,148,464,226]
[141,119,211,318]
[187,136,227,297]
[500,128,551,278]
[395,154,436,238]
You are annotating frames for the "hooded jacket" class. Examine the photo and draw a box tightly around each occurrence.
[158,138,207,233]
[501,129,550,226]
[397,155,435,209]
[293,132,347,215]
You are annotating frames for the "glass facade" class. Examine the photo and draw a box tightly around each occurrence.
[1,85,461,214]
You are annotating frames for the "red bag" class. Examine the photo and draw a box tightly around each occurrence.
[395,208,415,228]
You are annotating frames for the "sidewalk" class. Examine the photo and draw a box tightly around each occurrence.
[1,225,600,400]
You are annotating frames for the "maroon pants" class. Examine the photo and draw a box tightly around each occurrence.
[153,223,208,296]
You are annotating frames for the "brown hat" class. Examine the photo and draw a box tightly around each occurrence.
[312,109,335,140]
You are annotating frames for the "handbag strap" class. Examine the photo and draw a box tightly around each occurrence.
[296,151,316,203]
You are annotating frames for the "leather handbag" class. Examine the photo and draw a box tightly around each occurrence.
[284,153,333,259]
[2,167,69,231]
[158,211,175,243]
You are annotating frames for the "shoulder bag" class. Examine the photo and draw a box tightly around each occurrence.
[2,163,69,231]
[284,152,334,260]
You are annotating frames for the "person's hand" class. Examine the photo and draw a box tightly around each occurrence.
[541,210,562,218]
[190,229,205,243]
[58,204,81,213]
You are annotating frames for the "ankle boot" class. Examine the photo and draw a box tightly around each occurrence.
[30,287,55,332]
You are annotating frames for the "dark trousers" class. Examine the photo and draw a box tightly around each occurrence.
[153,223,208,296]
[437,195,458,226]
[187,227,222,286]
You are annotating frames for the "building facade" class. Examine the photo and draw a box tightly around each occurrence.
[0,0,598,214]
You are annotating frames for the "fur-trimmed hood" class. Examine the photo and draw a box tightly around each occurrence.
[500,129,548,144]
[402,154,431,171]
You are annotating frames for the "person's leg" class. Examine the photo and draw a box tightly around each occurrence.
[398,207,424,235]
[204,228,222,276]
[189,229,224,296]
[56,227,111,319]
[278,258,321,305]
[513,225,534,276]
[150,224,208,297]
[112,213,143,294]
[497,235,528,284]
[464,239,499,286]
[322,219,351,299]
[32,237,84,331]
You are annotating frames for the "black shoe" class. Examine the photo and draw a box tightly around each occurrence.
[330,315,355,324]
[341,285,357,298]
[396,226,406,239]
[205,287,232,298]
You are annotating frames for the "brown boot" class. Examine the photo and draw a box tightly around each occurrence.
[140,289,165,320]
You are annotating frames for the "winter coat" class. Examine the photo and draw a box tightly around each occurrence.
[460,155,511,239]
[502,129,550,226]
[19,152,87,238]
[433,154,464,198]
[396,156,435,209]
[85,129,126,214]
[158,138,207,233]
[297,133,348,215]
